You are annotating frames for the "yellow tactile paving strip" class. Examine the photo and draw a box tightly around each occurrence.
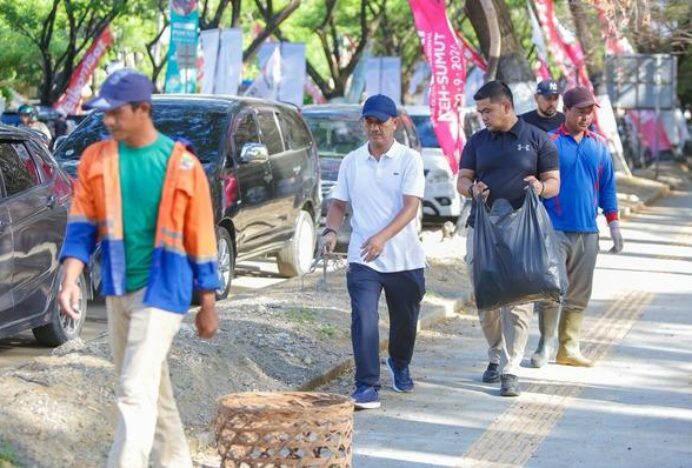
[457,290,655,467]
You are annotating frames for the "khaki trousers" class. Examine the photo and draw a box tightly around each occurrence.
[106,290,192,468]
[535,231,600,317]
[465,228,533,376]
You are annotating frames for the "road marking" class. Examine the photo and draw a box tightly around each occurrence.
[457,290,654,467]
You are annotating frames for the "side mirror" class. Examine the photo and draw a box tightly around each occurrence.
[239,142,269,163]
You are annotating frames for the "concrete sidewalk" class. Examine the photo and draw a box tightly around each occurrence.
[343,166,692,467]
[302,164,677,393]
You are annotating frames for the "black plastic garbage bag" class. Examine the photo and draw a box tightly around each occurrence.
[472,188,564,310]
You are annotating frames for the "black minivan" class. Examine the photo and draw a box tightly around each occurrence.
[0,125,89,346]
[54,95,321,299]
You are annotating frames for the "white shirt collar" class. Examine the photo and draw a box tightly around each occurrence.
[364,140,402,161]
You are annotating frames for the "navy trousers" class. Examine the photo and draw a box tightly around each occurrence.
[346,263,426,388]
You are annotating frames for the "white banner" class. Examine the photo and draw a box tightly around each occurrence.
[278,42,305,106]
[215,28,243,95]
[245,43,281,100]
[364,57,401,104]
[199,29,220,94]
[346,49,371,103]
[247,42,305,104]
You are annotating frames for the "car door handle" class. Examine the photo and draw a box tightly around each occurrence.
[46,195,56,209]
[292,165,301,175]
[263,174,273,183]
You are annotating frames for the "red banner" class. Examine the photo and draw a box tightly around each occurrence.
[593,0,634,55]
[532,0,594,90]
[408,0,466,174]
[457,33,487,72]
[53,26,113,115]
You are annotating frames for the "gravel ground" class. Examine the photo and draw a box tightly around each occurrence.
[0,228,469,467]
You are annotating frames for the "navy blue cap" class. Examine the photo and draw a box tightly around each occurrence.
[361,94,398,121]
[536,79,560,96]
[83,68,154,111]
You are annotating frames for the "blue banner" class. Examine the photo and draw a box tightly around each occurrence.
[164,0,199,93]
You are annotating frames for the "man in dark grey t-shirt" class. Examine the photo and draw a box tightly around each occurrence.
[457,80,560,397]
[521,79,565,133]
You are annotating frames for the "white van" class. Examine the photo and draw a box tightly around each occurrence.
[405,106,483,219]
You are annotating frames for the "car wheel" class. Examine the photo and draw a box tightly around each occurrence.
[33,272,88,347]
[277,210,316,278]
[216,228,235,300]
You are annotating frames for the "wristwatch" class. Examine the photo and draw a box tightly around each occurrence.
[322,227,337,236]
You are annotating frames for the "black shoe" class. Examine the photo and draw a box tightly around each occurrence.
[500,374,520,397]
[482,363,500,383]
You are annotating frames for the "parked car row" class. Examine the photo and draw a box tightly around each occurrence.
[3,94,475,347]
[54,95,322,300]
[0,124,89,346]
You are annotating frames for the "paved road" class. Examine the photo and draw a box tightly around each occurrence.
[352,186,692,466]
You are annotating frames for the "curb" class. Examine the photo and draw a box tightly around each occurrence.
[297,291,473,391]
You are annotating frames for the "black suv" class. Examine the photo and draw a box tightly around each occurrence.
[54,96,321,299]
[0,125,89,346]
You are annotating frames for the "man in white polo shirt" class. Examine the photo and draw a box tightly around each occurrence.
[323,94,426,410]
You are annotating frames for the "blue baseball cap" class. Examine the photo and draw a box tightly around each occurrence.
[361,94,398,122]
[83,68,154,111]
[536,79,560,96]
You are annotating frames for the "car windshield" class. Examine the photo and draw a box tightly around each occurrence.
[411,115,440,148]
[54,102,229,165]
[303,114,365,158]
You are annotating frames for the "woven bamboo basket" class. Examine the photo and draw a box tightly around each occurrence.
[215,392,354,467]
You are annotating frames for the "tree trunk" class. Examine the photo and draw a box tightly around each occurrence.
[466,0,534,83]
[568,0,601,80]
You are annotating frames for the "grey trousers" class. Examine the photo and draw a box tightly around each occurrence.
[535,231,599,317]
[465,228,533,376]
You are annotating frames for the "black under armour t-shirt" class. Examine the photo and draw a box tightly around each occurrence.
[520,110,565,133]
[460,118,559,227]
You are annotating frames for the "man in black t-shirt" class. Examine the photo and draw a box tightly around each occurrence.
[457,80,560,397]
[521,79,565,133]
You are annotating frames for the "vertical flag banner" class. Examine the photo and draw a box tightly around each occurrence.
[278,43,306,105]
[215,28,243,95]
[457,33,488,72]
[527,0,551,80]
[346,48,371,103]
[164,0,199,93]
[533,0,576,86]
[54,26,113,115]
[245,43,281,100]
[534,0,593,91]
[199,29,220,94]
[408,0,466,174]
[365,57,402,104]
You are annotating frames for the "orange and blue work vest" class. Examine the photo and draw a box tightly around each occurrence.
[60,140,220,313]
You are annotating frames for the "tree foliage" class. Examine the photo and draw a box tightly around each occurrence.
[0,0,689,105]
[0,0,128,105]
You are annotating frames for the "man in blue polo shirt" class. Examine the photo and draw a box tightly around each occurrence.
[323,94,426,409]
[530,87,624,369]
[458,80,560,397]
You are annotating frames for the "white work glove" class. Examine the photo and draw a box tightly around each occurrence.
[608,220,624,253]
